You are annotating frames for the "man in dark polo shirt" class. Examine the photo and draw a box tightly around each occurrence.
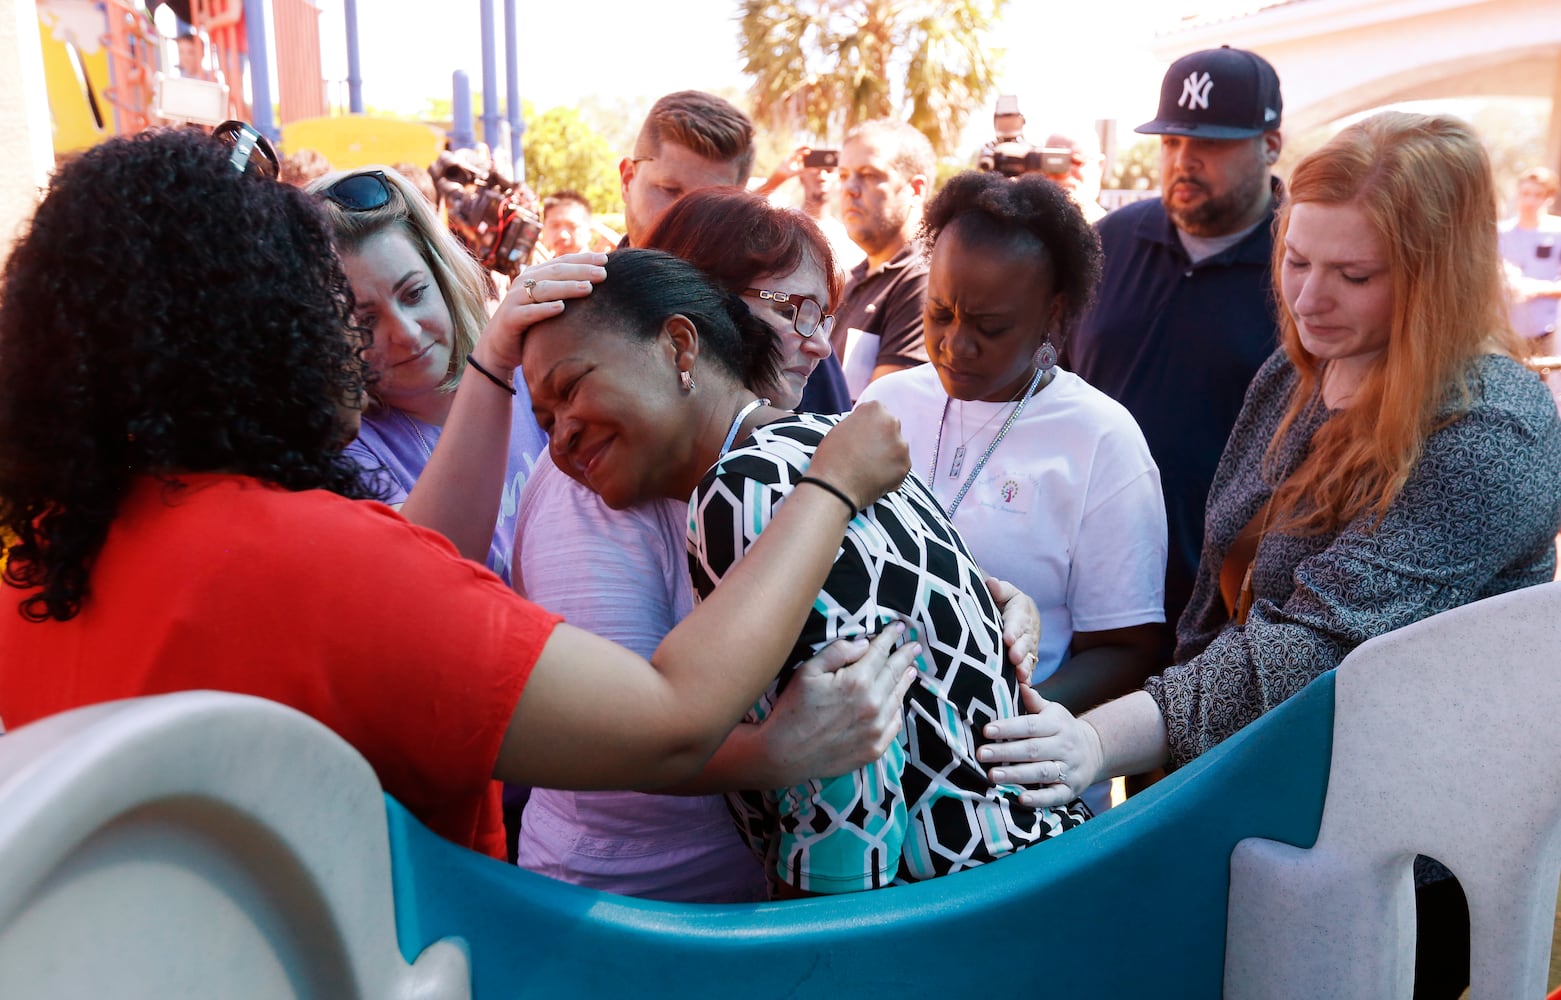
[831,118,936,401]
[1064,46,1285,639]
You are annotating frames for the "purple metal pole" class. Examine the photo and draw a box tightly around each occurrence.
[451,71,476,150]
[344,0,364,114]
[504,0,525,179]
[480,0,500,152]
[241,0,277,140]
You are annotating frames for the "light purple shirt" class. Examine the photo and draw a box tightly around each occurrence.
[511,455,767,903]
[344,397,548,586]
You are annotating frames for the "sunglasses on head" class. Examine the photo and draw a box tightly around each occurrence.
[212,120,279,180]
[743,288,834,340]
[322,170,393,211]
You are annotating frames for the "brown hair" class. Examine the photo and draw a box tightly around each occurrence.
[543,189,592,218]
[633,90,756,184]
[1267,111,1521,535]
[279,148,331,187]
[641,186,842,309]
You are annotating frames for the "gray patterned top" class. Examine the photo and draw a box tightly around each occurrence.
[1147,349,1561,768]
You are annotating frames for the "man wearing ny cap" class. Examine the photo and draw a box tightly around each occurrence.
[1063,45,1284,643]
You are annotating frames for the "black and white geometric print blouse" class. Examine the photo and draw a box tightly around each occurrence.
[687,412,1090,894]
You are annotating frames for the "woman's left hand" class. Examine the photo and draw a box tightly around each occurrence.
[757,626,921,785]
[475,252,608,373]
[986,576,1040,680]
[979,686,1104,809]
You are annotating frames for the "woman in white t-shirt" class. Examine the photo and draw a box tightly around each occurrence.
[858,171,1167,812]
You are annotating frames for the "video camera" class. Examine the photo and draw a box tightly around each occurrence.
[976,94,1079,180]
[981,142,1078,179]
[432,148,542,278]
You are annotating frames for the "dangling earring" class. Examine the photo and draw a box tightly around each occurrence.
[680,369,696,392]
[1034,336,1058,373]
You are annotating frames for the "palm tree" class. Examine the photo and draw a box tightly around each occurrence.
[738,0,1008,158]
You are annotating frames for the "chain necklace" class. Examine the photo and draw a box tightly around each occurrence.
[948,378,1032,479]
[928,365,1052,518]
[394,407,437,462]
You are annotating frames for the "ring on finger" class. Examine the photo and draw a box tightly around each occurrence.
[522,277,538,303]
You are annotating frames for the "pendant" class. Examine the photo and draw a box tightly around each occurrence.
[949,444,966,479]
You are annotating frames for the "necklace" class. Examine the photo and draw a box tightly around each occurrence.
[928,365,1051,518]
[948,380,1032,479]
[394,407,437,462]
[719,396,770,458]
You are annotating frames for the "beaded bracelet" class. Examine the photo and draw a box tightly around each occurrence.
[796,475,859,518]
[466,354,516,396]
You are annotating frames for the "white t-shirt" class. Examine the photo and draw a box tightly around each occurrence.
[861,364,1166,676]
[859,365,1167,812]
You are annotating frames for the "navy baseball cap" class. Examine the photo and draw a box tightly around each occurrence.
[1136,46,1282,140]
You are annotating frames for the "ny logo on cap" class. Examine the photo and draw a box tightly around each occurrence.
[1179,71,1214,112]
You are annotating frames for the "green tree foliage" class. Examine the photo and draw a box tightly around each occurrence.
[1107,136,1160,192]
[522,105,624,217]
[738,0,1007,159]
[413,97,623,215]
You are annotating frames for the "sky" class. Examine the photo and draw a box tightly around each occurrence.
[309,1,1231,152]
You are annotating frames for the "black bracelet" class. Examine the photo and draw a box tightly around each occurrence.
[465,354,516,396]
[796,475,859,518]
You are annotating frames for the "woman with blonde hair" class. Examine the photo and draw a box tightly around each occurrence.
[983,111,1561,996]
[307,166,576,584]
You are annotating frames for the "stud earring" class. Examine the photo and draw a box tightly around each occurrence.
[680,370,695,392]
[1034,336,1058,372]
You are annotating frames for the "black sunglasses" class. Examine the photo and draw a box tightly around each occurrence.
[212,120,279,180]
[322,171,393,211]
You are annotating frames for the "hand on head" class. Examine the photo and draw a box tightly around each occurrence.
[477,252,608,375]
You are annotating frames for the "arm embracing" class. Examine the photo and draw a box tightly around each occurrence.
[1149,398,1561,766]
[497,403,909,790]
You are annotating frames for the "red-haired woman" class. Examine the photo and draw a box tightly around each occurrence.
[983,111,1561,997]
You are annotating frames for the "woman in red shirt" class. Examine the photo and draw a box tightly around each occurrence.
[0,126,914,859]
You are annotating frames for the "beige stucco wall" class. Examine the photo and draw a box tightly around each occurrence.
[0,0,54,266]
[1158,0,1561,173]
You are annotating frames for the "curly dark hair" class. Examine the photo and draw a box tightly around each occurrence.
[0,127,375,622]
[919,170,1103,335]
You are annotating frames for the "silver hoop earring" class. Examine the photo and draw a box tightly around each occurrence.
[680,370,695,392]
[1034,337,1058,373]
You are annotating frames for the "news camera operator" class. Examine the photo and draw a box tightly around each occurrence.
[977,98,1106,223]
[430,144,545,280]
